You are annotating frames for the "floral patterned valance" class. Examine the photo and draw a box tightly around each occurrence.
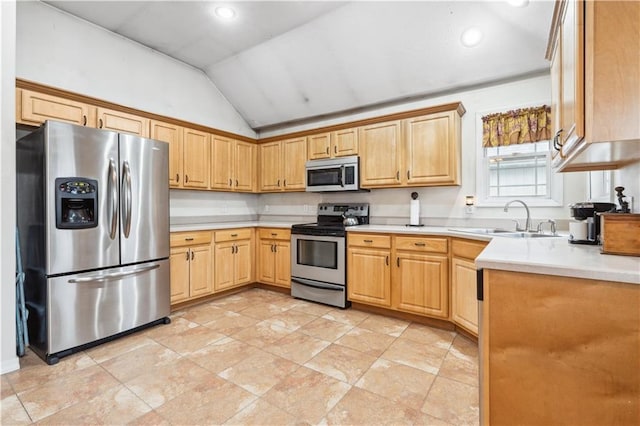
[482,105,551,148]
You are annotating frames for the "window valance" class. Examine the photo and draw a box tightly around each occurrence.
[482,105,551,148]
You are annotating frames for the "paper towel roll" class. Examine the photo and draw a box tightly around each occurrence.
[410,200,420,225]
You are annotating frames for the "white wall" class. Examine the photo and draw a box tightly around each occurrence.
[612,162,640,213]
[1,0,19,374]
[260,75,588,227]
[16,1,256,138]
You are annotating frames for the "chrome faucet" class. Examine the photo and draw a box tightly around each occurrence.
[537,219,557,235]
[504,199,532,232]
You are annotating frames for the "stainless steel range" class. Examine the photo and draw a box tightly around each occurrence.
[290,203,369,308]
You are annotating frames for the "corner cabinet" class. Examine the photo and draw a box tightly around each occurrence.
[259,137,307,192]
[257,228,291,288]
[359,106,464,189]
[214,228,254,292]
[169,231,214,304]
[548,0,640,171]
[450,238,488,336]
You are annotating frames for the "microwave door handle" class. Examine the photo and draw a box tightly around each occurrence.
[339,165,345,187]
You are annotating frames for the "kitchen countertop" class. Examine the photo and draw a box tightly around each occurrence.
[170,221,639,285]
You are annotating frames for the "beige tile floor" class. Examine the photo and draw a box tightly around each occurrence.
[1,288,479,425]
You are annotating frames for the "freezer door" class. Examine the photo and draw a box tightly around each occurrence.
[119,134,169,265]
[47,259,170,354]
[45,121,121,275]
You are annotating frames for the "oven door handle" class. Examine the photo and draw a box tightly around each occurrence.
[291,278,344,292]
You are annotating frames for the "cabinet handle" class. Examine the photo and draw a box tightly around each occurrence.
[271,233,278,236]
[414,242,426,247]
[274,244,278,253]
[396,171,400,180]
[363,239,373,243]
[407,170,410,180]
[283,179,287,187]
[99,118,103,128]
[553,129,564,150]
[185,237,194,241]
[326,147,329,155]
[277,179,280,187]
[236,179,239,187]
[229,179,232,187]
[185,175,189,183]
[396,257,400,267]
[334,145,337,154]
[82,115,87,126]
[231,233,238,237]
[386,256,389,266]
[176,174,179,183]
[191,251,195,260]
[185,251,189,260]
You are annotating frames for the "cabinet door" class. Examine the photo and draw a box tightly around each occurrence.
[234,239,253,286]
[451,257,478,335]
[347,247,391,307]
[394,252,449,318]
[151,120,183,188]
[559,0,584,153]
[257,240,276,284]
[274,241,291,288]
[183,128,210,188]
[211,135,234,190]
[214,242,236,291]
[18,89,94,127]
[282,137,307,190]
[234,141,256,192]
[332,127,358,157]
[308,133,331,160]
[405,112,459,185]
[359,121,402,187]
[549,39,563,163]
[189,245,213,298]
[259,142,282,191]
[170,247,190,303]
[96,107,149,137]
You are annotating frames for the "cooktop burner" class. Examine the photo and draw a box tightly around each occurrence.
[291,203,370,237]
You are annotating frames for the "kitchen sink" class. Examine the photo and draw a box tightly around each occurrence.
[450,228,561,238]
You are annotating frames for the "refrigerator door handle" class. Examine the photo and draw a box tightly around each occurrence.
[68,263,160,284]
[122,161,132,238]
[108,158,118,240]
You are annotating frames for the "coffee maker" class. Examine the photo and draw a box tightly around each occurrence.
[569,202,616,244]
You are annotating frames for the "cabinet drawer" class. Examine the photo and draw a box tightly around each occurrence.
[452,239,488,260]
[348,233,391,249]
[215,228,253,242]
[395,236,448,253]
[258,228,291,240]
[170,231,212,247]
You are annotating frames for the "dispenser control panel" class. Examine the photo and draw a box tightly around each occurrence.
[55,177,99,229]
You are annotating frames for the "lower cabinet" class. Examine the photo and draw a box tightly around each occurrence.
[451,238,488,336]
[347,234,392,307]
[214,228,254,292]
[257,228,291,288]
[169,231,213,304]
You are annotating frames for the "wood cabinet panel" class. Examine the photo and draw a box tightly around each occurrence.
[214,229,254,291]
[395,236,447,254]
[347,247,391,307]
[169,247,190,304]
[170,231,212,247]
[183,128,210,188]
[214,242,235,291]
[18,89,94,127]
[259,142,281,191]
[451,257,479,334]
[258,228,291,240]
[359,121,403,187]
[451,238,487,260]
[393,252,449,318]
[189,245,213,297]
[234,141,256,192]
[274,241,291,287]
[332,127,358,157]
[282,137,307,190]
[211,135,234,190]
[348,233,391,249]
[150,120,183,188]
[257,228,291,288]
[258,240,277,284]
[307,133,331,160]
[96,107,149,137]
[169,231,214,305]
[215,228,253,242]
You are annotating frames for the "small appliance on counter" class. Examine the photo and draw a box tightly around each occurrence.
[568,202,616,244]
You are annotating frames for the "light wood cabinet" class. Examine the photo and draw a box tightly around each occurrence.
[450,238,487,336]
[259,137,307,192]
[257,228,291,288]
[150,120,183,188]
[548,0,640,170]
[17,89,95,127]
[359,121,403,187]
[308,128,358,160]
[392,236,449,319]
[214,228,254,292]
[183,128,210,189]
[480,269,640,425]
[169,231,213,304]
[96,107,149,137]
[211,136,256,192]
[347,234,392,307]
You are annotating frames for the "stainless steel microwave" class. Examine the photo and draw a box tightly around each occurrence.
[305,155,363,192]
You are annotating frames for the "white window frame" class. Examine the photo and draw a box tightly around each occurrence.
[475,105,563,207]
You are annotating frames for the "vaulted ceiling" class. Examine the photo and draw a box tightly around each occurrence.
[45,1,555,130]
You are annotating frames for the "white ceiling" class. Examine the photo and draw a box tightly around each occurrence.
[44,1,555,130]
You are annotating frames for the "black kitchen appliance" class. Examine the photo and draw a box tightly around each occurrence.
[568,202,616,244]
[290,203,369,308]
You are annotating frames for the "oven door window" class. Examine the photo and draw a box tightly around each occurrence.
[307,167,342,187]
[296,239,337,269]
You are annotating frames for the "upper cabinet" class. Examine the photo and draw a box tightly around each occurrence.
[360,107,462,188]
[17,89,95,127]
[259,137,307,192]
[307,128,359,160]
[548,0,640,171]
[150,120,183,188]
[96,107,149,137]
[211,135,256,192]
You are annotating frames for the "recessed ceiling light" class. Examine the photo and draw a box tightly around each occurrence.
[461,27,483,48]
[507,0,529,7]
[215,6,236,20]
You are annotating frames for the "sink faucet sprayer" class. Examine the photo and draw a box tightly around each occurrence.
[504,199,531,232]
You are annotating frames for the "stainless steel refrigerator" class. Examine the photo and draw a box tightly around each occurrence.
[17,120,170,365]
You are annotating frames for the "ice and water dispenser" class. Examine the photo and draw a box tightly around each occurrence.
[55,178,98,229]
